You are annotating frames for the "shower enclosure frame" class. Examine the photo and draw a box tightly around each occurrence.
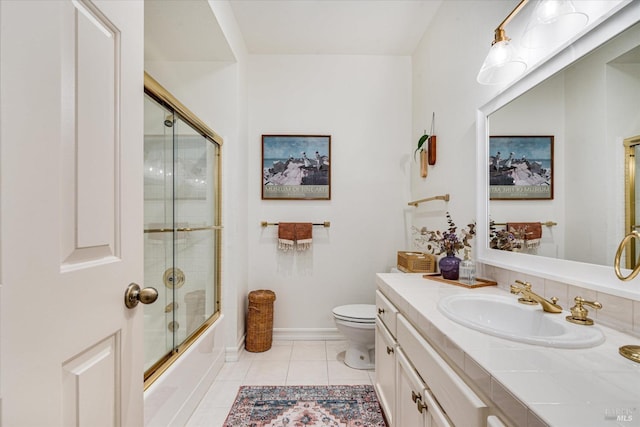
[143,72,223,389]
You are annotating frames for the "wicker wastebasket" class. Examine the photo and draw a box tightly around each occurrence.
[246,290,276,352]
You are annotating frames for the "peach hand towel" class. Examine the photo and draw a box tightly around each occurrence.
[295,223,313,251]
[277,222,313,251]
[278,223,296,251]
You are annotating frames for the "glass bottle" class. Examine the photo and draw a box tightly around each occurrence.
[460,248,476,285]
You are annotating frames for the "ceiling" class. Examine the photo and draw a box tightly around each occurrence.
[145,0,443,61]
[228,0,443,55]
[145,1,235,62]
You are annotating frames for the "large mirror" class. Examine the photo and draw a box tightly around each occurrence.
[477,2,640,300]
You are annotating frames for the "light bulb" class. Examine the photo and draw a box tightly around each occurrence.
[477,40,527,85]
[522,0,588,49]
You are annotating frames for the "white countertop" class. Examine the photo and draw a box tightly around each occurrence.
[376,273,640,427]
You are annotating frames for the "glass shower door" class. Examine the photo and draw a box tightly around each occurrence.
[172,120,220,346]
[143,94,176,372]
[143,87,221,382]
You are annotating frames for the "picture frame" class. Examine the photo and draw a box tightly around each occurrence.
[262,135,331,200]
[489,135,554,200]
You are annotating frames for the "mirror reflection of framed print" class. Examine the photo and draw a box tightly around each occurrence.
[489,135,553,200]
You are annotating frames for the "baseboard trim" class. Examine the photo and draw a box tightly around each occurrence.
[225,333,246,362]
[273,328,344,341]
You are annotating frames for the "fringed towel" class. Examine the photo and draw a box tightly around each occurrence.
[507,222,542,249]
[278,222,313,252]
[278,223,296,251]
[295,223,312,251]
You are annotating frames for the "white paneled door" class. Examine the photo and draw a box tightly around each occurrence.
[0,1,144,426]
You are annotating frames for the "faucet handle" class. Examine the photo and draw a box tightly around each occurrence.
[566,296,602,325]
[510,281,538,305]
[580,298,602,310]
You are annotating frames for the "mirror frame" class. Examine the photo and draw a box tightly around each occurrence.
[476,1,640,301]
[624,135,640,269]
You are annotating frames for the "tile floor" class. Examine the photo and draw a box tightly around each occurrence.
[185,340,376,427]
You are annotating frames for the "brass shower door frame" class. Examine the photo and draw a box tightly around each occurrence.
[624,135,640,269]
[143,72,223,389]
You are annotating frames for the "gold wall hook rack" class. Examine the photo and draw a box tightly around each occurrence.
[261,221,331,228]
[408,194,450,207]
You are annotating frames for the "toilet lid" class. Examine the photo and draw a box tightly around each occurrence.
[332,304,376,322]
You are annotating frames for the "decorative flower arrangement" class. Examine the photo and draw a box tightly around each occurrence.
[412,212,476,256]
[489,221,523,251]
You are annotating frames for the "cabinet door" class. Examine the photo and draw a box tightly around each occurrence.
[425,389,453,427]
[396,348,428,427]
[375,319,396,427]
[398,315,487,427]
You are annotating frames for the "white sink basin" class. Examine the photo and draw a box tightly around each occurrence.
[438,294,605,348]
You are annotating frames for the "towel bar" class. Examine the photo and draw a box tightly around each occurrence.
[493,221,557,227]
[144,225,223,233]
[408,194,450,207]
[261,221,330,228]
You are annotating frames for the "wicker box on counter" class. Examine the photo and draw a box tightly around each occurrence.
[397,251,437,273]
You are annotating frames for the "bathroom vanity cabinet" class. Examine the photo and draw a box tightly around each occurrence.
[374,291,398,426]
[375,272,640,427]
[375,289,488,427]
[374,318,396,426]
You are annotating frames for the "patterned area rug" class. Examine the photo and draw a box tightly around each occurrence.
[223,385,387,426]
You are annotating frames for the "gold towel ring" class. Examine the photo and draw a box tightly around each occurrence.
[614,230,640,281]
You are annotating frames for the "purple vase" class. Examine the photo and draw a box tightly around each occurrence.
[439,253,461,280]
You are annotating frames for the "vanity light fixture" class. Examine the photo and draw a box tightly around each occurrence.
[478,0,590,85]
[521,0,588,49]
[477,0,529,85]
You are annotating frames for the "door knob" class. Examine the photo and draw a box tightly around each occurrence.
[124,283,158,309]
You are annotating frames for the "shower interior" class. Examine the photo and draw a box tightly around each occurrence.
[143,77,221,385]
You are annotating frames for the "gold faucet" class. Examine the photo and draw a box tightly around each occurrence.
[566,296,602,325]
[510,280,562,313]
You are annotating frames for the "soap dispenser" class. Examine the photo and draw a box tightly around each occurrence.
[459,249,476,285]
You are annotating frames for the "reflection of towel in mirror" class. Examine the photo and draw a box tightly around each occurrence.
[507,222,542,249]
[278,222,313,251]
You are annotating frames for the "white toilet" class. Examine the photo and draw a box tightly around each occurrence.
[332,304,376,369]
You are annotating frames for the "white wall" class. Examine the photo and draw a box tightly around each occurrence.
[410,1,511,251]
[247,55,411,334]
[206,0,250,357]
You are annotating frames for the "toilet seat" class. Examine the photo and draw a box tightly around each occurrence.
[332,304,376,324]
